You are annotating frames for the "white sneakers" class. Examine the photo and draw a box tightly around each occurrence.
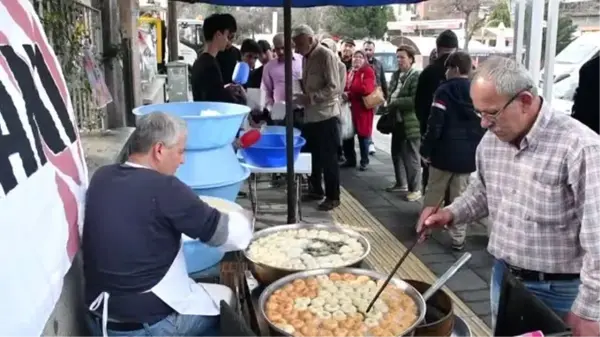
[368,143,376,155]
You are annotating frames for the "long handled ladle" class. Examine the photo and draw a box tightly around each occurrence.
[365,172,455,313]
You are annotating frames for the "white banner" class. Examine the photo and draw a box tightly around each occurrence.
[0,0,88,335]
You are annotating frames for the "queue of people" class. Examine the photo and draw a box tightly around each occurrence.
[80,10,600,336]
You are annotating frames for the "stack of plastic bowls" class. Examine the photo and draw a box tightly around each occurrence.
[132,102,251,275]
[240,126,305,168]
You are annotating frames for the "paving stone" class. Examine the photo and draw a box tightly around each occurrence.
[428,262,488,292]
[473,267,492,284]
[418,253,458,264]
[452,249,495,269]
[455,289,490,303]
[481,315,493,329]
[403,240,448,255]
[465,300,492,317]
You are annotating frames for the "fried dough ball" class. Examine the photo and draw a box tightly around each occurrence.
[283,310,298,321]
[300,326,318,336]
[342,273,356,281]
[283,284,295,292]
[355,275,370,284]
[305,317,321,328]
[322,318,339,330]
[307,289,318,298]
[329,273,342,281]
[299,310,313,321]
[333,328,349,337]
[267,311,283,322]
[266,301,279,312]
[318,328,334,337]
[291,319,305,330]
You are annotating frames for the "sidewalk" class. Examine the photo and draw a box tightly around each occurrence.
[339,118,494,328]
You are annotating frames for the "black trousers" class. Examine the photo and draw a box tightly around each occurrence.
[303,117,340,201]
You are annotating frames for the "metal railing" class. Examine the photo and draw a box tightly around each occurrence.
[32,0,107,132]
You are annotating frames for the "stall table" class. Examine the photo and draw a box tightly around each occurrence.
[242,153,312,221]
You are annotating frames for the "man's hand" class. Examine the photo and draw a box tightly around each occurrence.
[416,207,454,242]
[565,312,599,336]
[422,157,431,165]
[342,92,349,102]
[293,93,309,106]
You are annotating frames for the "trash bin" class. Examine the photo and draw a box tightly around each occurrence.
[494,270,572,336]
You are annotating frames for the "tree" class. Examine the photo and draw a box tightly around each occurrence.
[441,0,488,50]
[486,0,511,27]
[328,6,395,39]
[523,0,577,63]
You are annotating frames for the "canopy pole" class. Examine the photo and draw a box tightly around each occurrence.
[283,0,297,224]
[542,0,559,99]
[527,0,545,83]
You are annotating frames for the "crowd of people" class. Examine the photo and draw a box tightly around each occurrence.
[78,11,599,337]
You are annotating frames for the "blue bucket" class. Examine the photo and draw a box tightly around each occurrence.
[176,146,246,187]
[183,239,225,274]
[132,102,250,150]
[241,134,306,168]
[191,165,251,201]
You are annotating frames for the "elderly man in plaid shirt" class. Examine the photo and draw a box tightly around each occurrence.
[417,57,600,336]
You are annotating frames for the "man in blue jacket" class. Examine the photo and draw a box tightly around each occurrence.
[420,51,485,251]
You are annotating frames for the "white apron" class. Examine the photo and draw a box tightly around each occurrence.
[89,162,253,337]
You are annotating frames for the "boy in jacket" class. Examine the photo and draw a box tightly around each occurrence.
[420,51,485,251]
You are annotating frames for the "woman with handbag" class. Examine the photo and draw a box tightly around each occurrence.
[341,50,378,171]
[382,45,422,201]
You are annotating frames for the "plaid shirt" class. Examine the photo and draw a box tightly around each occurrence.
[447,100,600,321]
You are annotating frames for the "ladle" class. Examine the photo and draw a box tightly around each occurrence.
[422,252,472,302]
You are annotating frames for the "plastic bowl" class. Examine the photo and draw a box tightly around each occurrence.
[182,241,225,274]
[262,125,302,137]
[132,102,250,150]
[176,146,246,187]
[191,165,251,202]
[241,134,306,168]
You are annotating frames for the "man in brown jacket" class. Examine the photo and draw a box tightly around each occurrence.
[292,24,341,210]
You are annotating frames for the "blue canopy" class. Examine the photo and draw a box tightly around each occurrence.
[178,0,424,7]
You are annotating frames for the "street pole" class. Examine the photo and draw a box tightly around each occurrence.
[528,0,545,84]
[167,0,179,62]
[513,0,526,65]
[542,0,560,99]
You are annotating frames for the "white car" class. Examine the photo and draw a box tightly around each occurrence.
[544,74,579,115]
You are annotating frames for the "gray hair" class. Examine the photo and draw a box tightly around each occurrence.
[129,112,187,154]
[472,56,538,97]
[292,24,314,38]
[272,33,284,46]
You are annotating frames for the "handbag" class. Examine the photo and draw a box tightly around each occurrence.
[376,110,395,135]
[339,102,354,140]
[363,86,385,109]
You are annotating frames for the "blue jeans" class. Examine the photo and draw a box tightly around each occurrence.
[490,259,580,330]
[86,312,219,336]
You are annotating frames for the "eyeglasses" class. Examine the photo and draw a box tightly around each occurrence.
[476,86,532,121]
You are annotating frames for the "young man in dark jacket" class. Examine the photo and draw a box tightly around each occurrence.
[414,30,458,190]
[363,40,388,155]
[420,51,485,251]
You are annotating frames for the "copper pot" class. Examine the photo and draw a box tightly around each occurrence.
[406,279,454,337]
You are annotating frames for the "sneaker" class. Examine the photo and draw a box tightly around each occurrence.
[338,156,346,164]
[358,164,368,171]
[318,199,340,211]
[368,144,376,155]
[406,191,423,201]
[385,184,408,192]
[451,242,465,251]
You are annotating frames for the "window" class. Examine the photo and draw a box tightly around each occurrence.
[374,53,398,73]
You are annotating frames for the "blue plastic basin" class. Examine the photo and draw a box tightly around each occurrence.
[241,134,306,168]
[183,240,225,274]
[262,125,302,137]
[132,102,250,150]
[191,165,251,201]
[176,146,246,187]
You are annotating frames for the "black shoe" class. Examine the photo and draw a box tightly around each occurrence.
[318,199,340,211]
[237,191,247,198]
[302,193,325,202]
[340,161,356,168]
[338,156,346,164]
[358,164,368,171]
[451,242,465,251]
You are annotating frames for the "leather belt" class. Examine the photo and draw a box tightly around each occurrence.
[507,264,580,282]
[89,311,168,332]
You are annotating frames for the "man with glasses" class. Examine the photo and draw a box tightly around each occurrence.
[417,57,600,337]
